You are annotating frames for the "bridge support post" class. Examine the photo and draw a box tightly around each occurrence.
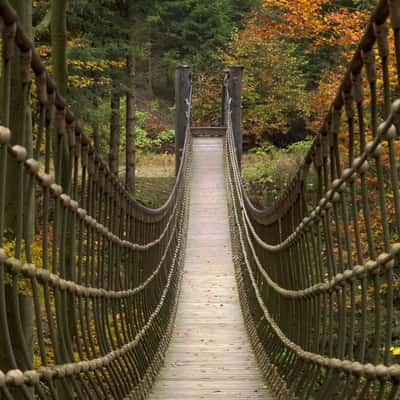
[221,83,226,127]
[222,69,230,126]
[175,65,191,175]
[228,65,243,169]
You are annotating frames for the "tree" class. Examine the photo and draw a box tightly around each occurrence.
[224,36,310,136]
[1,0,34,388]
[109,91,121,175]
[51,0,68,97]
[156,0,233,68]
[125,2,136,191]
[204,0,375,136]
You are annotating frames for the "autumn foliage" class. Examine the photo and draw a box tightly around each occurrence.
[195,0,375,140]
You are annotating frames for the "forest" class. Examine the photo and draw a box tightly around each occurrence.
[26,0,376,161]
[2,0,370,209]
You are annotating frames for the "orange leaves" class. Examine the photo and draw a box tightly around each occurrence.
[219,0,376,137]
[255,0,371,54]
[37,45,51,58]
[259,0,330,42]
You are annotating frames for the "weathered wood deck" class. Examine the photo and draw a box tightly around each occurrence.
[149,137,273,399]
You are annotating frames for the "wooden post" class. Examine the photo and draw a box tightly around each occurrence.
[175,65,191,175]
[223,69,229,127]
[221,83,226,127]
[228,65,243,169]
[221,82,226,126]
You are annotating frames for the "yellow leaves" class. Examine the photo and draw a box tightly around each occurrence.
[68,58,125,73]
[379,283,388,295]
[69,75,95,88]
[69,59,105,72]
[255,0,371,60]
[37,45,51,58]
[33,354,42,369]
[35,38,123,90]
[3,239,15,258]
[67,59,123,88]
[391,347,400,356]
[394,141,400,155]
[73,352,81,362]
[108,60,125,69]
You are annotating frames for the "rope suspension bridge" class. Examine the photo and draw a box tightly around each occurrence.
[2,0,400,398]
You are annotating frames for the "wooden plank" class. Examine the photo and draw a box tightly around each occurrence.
[149,137,273,399]
[191,126,226,137]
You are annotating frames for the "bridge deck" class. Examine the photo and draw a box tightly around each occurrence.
[149,137,272,399]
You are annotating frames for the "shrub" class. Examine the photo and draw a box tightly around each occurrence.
[242,140,312,207]
[136,112,175,153]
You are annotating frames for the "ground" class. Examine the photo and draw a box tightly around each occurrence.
[134,143,309,209]
[135,152,175,208]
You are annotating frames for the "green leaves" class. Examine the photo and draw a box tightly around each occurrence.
[224,36,311,135]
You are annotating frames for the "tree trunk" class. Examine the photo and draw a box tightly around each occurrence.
[50,0,70,193]
[126,56,136,192]
[93,123,100,153]
[125,4,136,192]
[147,42,154,97]
[93,99,100,153]
[109,92,121,176]
[1,1,34,394]
[51,0,68,97]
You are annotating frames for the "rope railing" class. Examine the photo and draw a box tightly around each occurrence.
[225,0,400,398]
[0,0,192,398]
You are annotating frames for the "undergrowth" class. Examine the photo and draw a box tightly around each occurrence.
[242,141,313,208]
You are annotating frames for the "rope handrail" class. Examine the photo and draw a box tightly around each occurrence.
[0,142,181,251]
[227,121,400,379]
[0,0,184,224]
[227,116,399,299]
[225,0,400,398]
[0,0,193,398]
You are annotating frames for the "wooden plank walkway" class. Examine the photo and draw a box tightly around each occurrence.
[149,137,273,399]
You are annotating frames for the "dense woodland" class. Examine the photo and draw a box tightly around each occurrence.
[28,1,377,159]
[29,0,259,168]
[2,0,383,220]
[3,0,380,231]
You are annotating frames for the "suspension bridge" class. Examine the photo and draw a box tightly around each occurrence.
[1,0,400,399]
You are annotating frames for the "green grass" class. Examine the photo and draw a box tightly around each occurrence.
[242,141,312,208]
[134,152,175,208]
[135,176,176,208]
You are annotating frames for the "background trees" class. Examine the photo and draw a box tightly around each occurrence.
[193,0,376,144]
[31,0,263,182]
[30,0,376,157]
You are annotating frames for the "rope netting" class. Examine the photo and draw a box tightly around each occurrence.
[0,1,192,398]
[226,0,400,399]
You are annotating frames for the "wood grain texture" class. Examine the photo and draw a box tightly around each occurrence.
[149,137,273,399]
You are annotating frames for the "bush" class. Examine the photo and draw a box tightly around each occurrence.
[136,111,175,153]
[242,140,312,207]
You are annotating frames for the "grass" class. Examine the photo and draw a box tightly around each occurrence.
[241,142,312,208]
[133,142,312,209]
[136,152,174,177]
[134,152,175,208]
[135,176,176,208]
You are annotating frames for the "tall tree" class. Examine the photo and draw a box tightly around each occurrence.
[51,0,68,97]
[109,91,121,175]
[2,0,34,386]
[125,2,136,192]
